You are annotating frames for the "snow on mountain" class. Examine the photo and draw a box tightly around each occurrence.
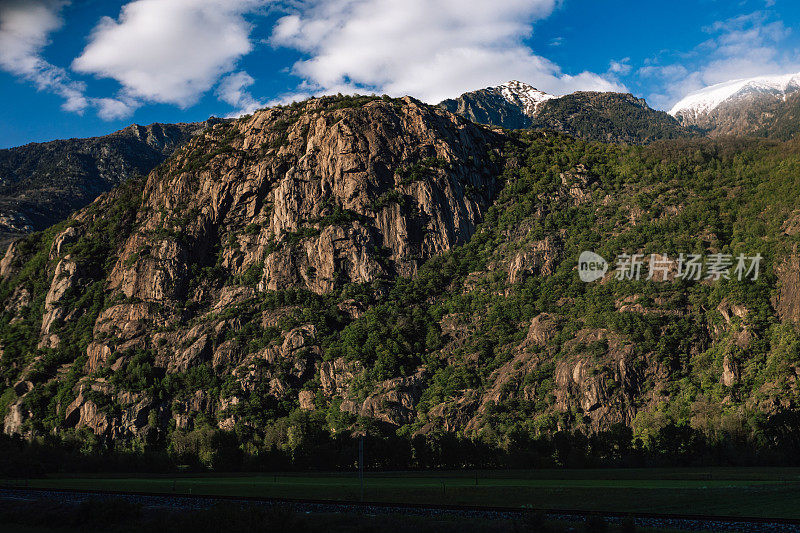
[496,80,557,116]
[669,72,800,119]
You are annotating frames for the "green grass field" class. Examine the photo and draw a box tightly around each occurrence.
[9,467,800,520]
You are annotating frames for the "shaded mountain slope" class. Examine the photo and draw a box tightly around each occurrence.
[0,120,221,245]
[440,81,695,143]
[528,91,693,143]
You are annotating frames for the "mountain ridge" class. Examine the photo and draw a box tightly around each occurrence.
[670,72,800,118]
[6,73,799,253]
[440,80,695,143]
[670,72,800,137]
[0,119,224,246]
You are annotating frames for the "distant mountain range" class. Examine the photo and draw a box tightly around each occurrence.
[442,75,800,142]
[439,80,695,143]
[0,120,224,245]
[669,72,800,138]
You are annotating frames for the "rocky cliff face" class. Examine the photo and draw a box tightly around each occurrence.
[0,120,221,246]
[112,96,501,299]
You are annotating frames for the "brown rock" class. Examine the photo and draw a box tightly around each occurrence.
[0,241,17,280]
[109,96,503,299]
[320,357,362,396]
[507,237,561,283]
[85,342,112,373]
[299,390,315,410]
[168,334,211,373]
[722,355,740,387]
[526,313,557,346]
[3,399,31,435]
[341,367,427,426]
[4,287,30,321]
[39,256,80,347]
[776,245,800,323]
[93,303,153,340]
[49,227,79,259]
[717,298,748,324]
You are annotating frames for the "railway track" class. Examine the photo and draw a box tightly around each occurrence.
[1,486,799,532]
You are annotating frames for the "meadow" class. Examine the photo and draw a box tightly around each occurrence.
[13,467,800,519]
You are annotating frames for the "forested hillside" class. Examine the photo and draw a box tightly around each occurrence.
[2,95,800,471]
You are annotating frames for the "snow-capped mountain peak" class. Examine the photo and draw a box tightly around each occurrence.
[669,72,800,118]
[496,80,557,116]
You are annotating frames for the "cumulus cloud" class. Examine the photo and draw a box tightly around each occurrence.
[0,0,88,113]
[270,0,624,102]
[95,96,141,121]
[0,0,627,120]
[609,58,632,75]
[216,71,265,116]
[73,0,266,108]
[639,11,800,109]
[0,0,144,120]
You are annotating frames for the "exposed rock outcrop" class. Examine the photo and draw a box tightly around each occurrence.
[107,96,503,299]
[341,368,428,426]
[553,329,641,429]
[0,242,17,280]
[776,245,800,323]
[39,256,80,348]
[722,355,740,387]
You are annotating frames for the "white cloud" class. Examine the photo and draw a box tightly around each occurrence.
[0,0,88,113]
[0,1,144,120]
[270,0,624,103]
[609,58,632,75]
[96,96,141,121]
[216,71,265,116]
[73,0,266,108]
[639,11,800,109]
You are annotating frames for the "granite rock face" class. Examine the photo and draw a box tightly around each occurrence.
[4,92,798,452]
[109,96,502,299]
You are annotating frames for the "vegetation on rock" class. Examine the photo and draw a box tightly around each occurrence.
[2,95,800,471]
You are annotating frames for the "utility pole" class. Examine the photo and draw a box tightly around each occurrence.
[359,435,365,502]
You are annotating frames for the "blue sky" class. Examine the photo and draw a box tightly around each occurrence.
[1,0,798,149]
